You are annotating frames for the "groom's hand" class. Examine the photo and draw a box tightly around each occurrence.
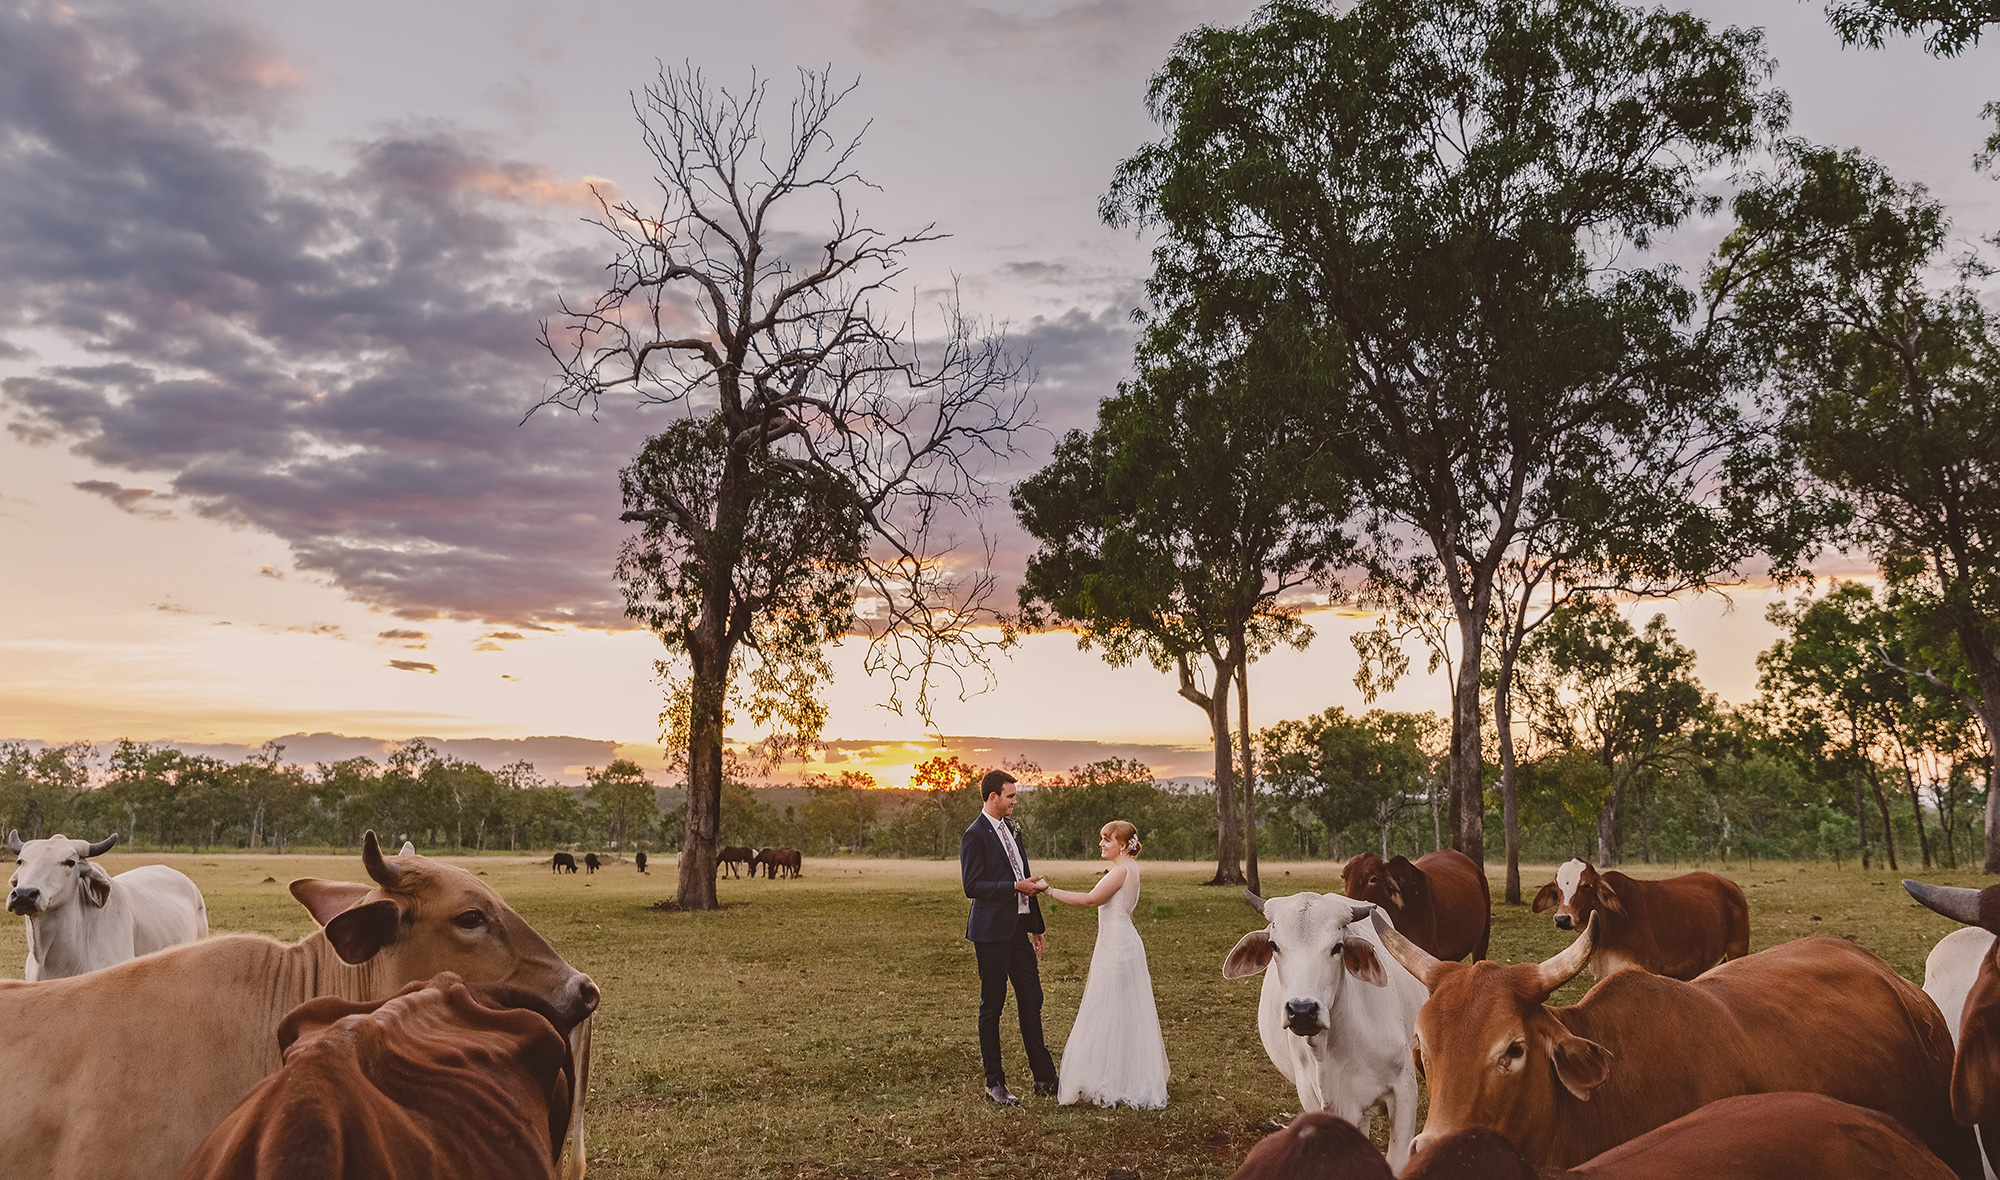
[1013,878,1041,896]
[1030,933,1046,956]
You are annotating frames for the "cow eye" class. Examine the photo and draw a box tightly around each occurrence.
[1267,940,1280,956]
[1331,941,1345,956]
[1504,1043,1525,1061]
[62,860,74,868]
[452,909,486,929]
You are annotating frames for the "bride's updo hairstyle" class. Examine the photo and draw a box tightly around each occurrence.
[1102,820,1141,857]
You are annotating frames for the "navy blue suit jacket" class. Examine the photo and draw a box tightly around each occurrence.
[962,814,1045,942]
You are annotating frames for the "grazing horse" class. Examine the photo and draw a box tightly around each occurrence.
[718,846,754,879]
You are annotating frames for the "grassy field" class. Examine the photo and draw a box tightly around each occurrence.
[4,850,1988,1179]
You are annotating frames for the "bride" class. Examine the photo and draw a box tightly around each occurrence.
[1043,820,1169,1109]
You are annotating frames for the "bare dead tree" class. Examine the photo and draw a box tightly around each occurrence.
[536,65,1032,911]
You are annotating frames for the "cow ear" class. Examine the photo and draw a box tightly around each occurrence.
[1532,882,1560,913]
[1547,1028,1613,1099]
[323,898,404,965]
[290,878,375,927]
[79,861,112,908]
[1343,936,1388,987]
[1388,858,1423,900]
[1224,930,1274,979]
[1594,877,1625,914]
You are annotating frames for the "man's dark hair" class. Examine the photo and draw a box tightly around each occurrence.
[980,770,1018,800]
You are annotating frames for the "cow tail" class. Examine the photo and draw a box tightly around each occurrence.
[563,1014,593,1179]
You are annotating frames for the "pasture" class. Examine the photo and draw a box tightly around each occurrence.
[4,851,1986,1179]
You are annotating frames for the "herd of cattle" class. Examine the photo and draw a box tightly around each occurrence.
[3,830,596,1179]
[1219,847,2000,1179]
[19,824,2000,1179]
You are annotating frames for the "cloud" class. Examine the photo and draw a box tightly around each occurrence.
[388,659,438,673]
[378,628,430,641]
[479,631,524,642]
[73,478,175,517]
[804,0,1260,83]
[257,565,285,579]
[0,1,643,629]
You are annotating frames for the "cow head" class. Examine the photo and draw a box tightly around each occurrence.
[289,831,599,1028]
[1375,912,1610,1161]
[1532,859,1620,933]
[1906,879,2000,1128]
[1226,1111,1394,1180]
[7,830,120,916]
[1225,890,1389,1039]
[1342,854,1428,918]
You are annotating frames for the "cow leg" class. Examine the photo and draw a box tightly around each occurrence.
[1384,1071,1419,1171]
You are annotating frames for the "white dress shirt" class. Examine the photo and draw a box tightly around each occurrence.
[987,810,1029,913]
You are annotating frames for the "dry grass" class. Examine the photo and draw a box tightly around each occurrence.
[0,851,1982,1179]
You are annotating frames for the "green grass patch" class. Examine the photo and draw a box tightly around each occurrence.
[3,853,1979,1178]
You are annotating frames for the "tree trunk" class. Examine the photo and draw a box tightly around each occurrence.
[1238,662,1259,896]
[678,651,727,910]
[1451,622,1485,866]
[1494,653,1523,904]
[1851,764,1871,869]
[1865,761,1899,872]
[1899,747,1932,870]
[1184,654,1244,887]
[1971,664,2000,874]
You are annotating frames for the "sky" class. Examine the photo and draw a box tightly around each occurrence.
[0,0,1995,786]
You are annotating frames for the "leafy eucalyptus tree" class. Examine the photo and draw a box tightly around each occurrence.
[540,68,1031,909]
[1106,0,1791,868]
[1015,313,1355,889]
[1714,144,2000,870]
[1513,600,1710,866]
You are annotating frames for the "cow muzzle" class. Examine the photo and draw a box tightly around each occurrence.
[6,886,40,915]
[1283,998,1323,1037]
[561,973,601,1028]
[1553,913,1573,930]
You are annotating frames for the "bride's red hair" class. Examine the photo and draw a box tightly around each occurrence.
[1101,820,1141,858]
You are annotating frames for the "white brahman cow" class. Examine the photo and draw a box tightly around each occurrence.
[7,830,207,979]
[1224,889,1428,1170]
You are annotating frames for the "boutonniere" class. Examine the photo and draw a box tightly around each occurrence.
[1005,817,1022,837]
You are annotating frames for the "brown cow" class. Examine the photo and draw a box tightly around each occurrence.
[1531,858,1748,980]
[1225,1111,1395,1180]
[1400,1093,1957,1180]
[177,973,578,1180]
[1907,879,2000,1178]
[0,831,598,1180]
[718,846,754,878]
[1372,916,1979,1177]
[1343,849,1490,962]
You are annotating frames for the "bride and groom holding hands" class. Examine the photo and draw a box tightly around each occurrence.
[961,770,1170,1110]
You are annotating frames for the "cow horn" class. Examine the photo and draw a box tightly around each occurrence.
[1905,880,1985,926]
[1370,910,1442,986]
[83,833,120,858]
[361,831,403,888]
[1533,913,1599,996]
[1244,888,1266,916]
[399,840,416,857]
[5,830,19,853]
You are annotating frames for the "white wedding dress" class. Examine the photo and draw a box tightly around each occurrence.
[1058,862,1170,1109]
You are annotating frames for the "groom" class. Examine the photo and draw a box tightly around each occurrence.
[961,769,1058,1105]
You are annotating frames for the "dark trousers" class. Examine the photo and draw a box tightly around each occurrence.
[974,931,1056,1089]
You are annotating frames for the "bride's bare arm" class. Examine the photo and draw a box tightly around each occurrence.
[1046,863,1129,908]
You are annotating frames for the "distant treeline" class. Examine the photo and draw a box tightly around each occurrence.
[2,583,1981,873]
